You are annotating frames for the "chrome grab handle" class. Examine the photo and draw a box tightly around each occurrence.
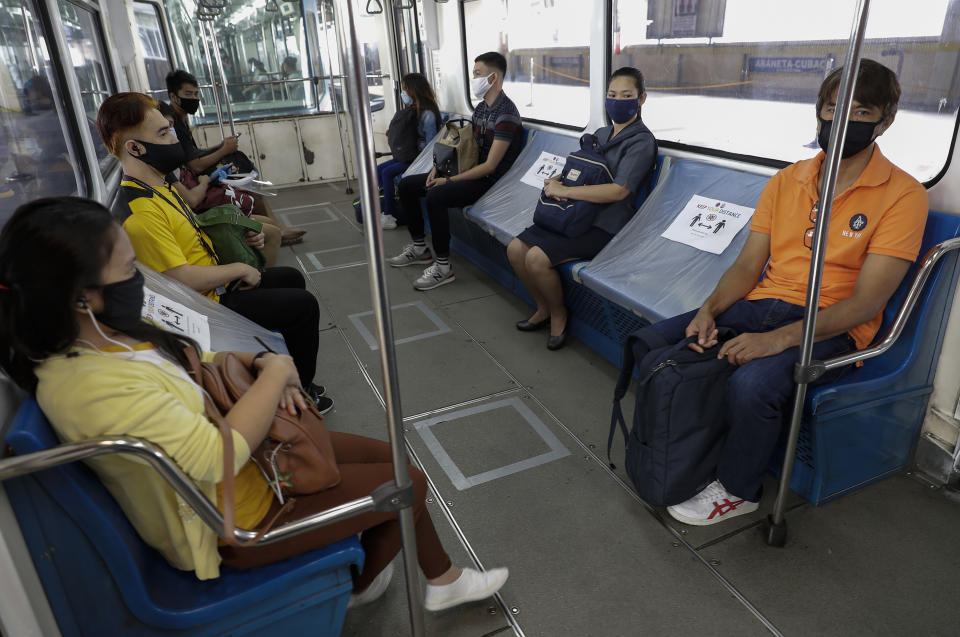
[816,236,960,372]
[0,436,390,546]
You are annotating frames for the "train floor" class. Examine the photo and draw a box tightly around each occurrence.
[270,181,960,637]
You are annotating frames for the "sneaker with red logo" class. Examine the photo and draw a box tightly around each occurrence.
[666,481,758,526]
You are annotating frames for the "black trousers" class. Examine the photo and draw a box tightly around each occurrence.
[220,267,319,386]
[398,172,493,258]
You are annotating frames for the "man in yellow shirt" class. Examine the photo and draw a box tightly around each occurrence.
[96,93,332,412]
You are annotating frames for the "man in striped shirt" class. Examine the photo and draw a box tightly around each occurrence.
[389,52,524,290]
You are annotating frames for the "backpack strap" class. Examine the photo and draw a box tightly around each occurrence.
[607,327,670,468]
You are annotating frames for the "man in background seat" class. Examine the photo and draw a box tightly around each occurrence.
[388,51,523,291]
[165,70,306,245]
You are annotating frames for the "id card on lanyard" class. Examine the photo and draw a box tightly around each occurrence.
[124,177,227,296]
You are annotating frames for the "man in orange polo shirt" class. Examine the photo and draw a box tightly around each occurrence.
[645,59,929,526]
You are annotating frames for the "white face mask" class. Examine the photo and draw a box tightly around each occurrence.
[470,73,494,99]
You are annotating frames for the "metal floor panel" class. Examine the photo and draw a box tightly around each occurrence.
[406,392,772,637]
[701,474,960,636]
[442,293,806,550]
[271,182,355,208]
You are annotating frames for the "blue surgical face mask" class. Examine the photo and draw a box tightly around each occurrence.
[606,97,640,125]
[400,92,413,106]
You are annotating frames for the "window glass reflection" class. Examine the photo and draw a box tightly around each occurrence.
[0,0,82,225]
[58,0,116,173]
[134,2,173,101]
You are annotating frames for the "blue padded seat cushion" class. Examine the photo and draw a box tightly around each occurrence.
[580,159,771,322]
[5,399,364,630]
[807,209,960,413]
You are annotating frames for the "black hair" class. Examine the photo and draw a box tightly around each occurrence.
[474,52,507,77]
[282,56,298,71]
[401,72,441,127]
[165,69,199,96]
[817,58,901,119]
[0,197,198,394]
[609,67,645,94]
[156,100,177,120]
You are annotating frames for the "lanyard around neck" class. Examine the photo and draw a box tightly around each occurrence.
[124,176,220,264]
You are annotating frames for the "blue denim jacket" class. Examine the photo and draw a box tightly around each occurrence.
[417,110,438,151]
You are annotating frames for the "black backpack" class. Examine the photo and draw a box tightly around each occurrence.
[608,326,738,507]
[386,107,421,163]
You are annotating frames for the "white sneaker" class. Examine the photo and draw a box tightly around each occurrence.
[387,243,432,267]
[413,262,455,290]
[381,214,398,230]
[666,481,758,527]
[424,567,509,612]
[347,561,394,609]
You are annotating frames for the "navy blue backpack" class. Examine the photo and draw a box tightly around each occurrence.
[608,326,738,507]
[532,132,629,237]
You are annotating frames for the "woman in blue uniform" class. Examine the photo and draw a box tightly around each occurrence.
[507,67,657,350]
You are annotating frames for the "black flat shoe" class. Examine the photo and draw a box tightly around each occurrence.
[516,316,550,332]
[547,328,568,351]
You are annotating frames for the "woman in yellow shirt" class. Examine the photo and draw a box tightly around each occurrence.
[0,197,507,611]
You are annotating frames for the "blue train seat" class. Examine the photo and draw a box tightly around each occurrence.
[580,160,771,322]
[788,209,960,504]
[465,129,580,245]
[447,138,667,364]
[3,399,364,637]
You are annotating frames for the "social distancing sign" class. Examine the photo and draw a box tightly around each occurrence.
[661,195,755,255]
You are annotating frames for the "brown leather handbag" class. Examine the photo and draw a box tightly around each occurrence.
[184,348,341,544]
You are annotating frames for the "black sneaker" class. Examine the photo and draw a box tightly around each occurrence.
[305,383,333,414]
[313,395,334,415]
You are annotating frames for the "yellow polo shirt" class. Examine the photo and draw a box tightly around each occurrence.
[114,178,222,301]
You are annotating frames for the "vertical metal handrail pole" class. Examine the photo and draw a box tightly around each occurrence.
[320,0,356,195]
[766,0,871,546]
[332,1,425,634]
[197,18,226,139]
[382,0,405,102]
[206,22,237,137]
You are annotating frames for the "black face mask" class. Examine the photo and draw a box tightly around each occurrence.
[817,117,882,159]
[131,139,187,174]
[177,96,200,115]
[94,269,145,332]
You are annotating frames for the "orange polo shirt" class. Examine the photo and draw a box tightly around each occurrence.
[746,147,928,350]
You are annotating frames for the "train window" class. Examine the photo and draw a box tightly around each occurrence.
[0,0,84,224]
[133,2,173,101]
[58,0,116,174]
[612,0,960,184]
[463,0,591,128]
[166,0,318,121]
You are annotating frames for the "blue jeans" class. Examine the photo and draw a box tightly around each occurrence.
[376,159,410,220]
[645,298,855,502]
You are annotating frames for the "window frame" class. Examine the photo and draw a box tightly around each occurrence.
[607,0,960,189]
[30,0,100,199]
[457,0,590,132]
[54,0,119,183]
[134,0,178,97]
